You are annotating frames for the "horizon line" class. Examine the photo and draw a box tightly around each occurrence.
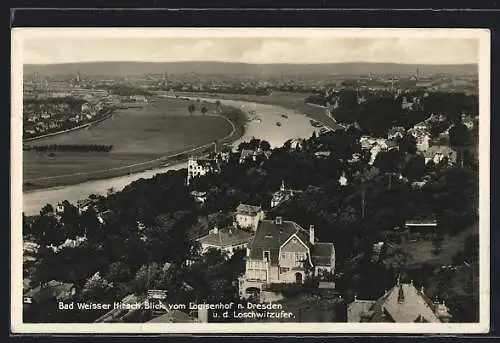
[24,60,479,67]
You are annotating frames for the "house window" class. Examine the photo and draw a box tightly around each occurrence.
[281,252,287,260]
[263,251,270,261]
[280,267,290,274]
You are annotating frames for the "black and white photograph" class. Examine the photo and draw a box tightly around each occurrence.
[11,28,490,334]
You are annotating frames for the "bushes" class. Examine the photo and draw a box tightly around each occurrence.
[304,94,327,107]
[266,282,318,298]
[25,144,114,152]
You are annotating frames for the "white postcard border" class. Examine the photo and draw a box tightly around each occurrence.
[11,27,491,334]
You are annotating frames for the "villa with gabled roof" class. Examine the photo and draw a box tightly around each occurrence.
[238,216,335,299]
[235,203,265,231]
[186,157,221,186]
[347,279,452,323]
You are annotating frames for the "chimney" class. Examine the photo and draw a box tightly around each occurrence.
[197,307,208,323]
[397,284,405,304]
[275,216,282,225]
[309,225,315,245]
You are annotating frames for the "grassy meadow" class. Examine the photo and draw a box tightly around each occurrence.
[23,97,238,189]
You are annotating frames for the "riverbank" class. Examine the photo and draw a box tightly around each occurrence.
[22,108,116,143]
[22,97,319,215]
[23,104,246,192]
[174,91,342,130]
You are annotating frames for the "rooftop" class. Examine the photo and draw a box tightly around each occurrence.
[194,158,220,170]
[350,282,444,323]
[405,218,437,226]
[197,226,253,248]
[423,145,457,159]
[311,242,335,266]
[248,219,310,266]
[236,203,262,216]
[24,280,76,303]
[240,149,255,160]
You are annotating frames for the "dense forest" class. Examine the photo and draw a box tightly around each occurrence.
[23,124,479,323]
[23,88,479,323]
[305,90,478,138]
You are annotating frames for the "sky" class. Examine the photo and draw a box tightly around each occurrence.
[21,35,480,65]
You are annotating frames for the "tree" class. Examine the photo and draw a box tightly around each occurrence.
[201,106,208,115]
[373,150,401,174]
[380,244,411,271]
[188,103,196,116]
[105,261,133,284]
[61,200,84,239]
[432,235,445,255]
[31,214,66,247]
[23,213,31,237]
[29,247,57,286]
[449,122,471,168]
[429,120,451,139]
[398,134,417,155]
[215,100,222,113]
[131,262,163,295]
[314,130,361,160]
[80,207,102,242]
[82,271,114,302]
[259,140,271,151]
[449,122,471,148]
[403,154,426,181]
[40,204,54,216]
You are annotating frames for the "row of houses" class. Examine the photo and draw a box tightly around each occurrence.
[194,200,449,322]
[186,145,273,186]
[194,202,335,298]
[360,117,468,168]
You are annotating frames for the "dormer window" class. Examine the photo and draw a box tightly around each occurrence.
[275,217,282,225]
[263,251,270,261]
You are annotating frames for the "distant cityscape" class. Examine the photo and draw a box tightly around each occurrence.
[21,60,480,326]
[23,66,477,140]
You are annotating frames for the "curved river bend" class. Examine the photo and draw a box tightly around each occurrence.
[22,97,322,216]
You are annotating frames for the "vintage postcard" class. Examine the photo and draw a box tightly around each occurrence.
[11,28,490,334]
